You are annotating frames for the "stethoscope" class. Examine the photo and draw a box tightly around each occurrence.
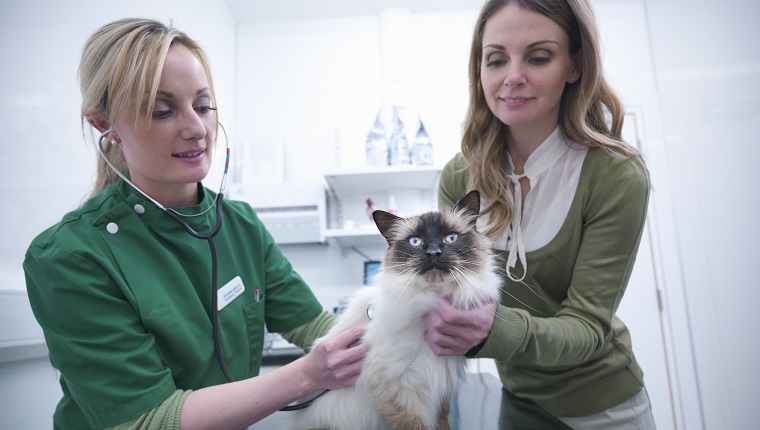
[97,125,235,383]
[96,125,320,411]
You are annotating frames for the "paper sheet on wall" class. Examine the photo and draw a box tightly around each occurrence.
[241,138,285,183]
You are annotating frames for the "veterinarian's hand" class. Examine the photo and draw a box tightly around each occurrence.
[424,298,497,356]
[304,324,368,390]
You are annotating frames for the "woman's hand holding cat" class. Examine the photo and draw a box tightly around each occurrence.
[424,298,497,356]
[303,324,369,391]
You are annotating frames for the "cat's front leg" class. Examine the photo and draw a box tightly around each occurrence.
[436,396,451,430]
[367,373,438,430]
[436,395,451,430]
[377,402,434,430]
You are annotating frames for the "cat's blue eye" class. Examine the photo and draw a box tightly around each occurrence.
[409,237,423,247]
[444,233,458,244]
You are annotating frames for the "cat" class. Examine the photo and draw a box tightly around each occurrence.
[294,190,502,430]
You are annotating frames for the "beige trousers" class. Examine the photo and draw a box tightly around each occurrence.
[556,388,657,430]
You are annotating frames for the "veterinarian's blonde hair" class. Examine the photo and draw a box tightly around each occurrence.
[79,18,218,198]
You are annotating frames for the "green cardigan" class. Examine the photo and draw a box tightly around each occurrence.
[438,148,650,417]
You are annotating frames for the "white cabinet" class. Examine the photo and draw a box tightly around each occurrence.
[0,290,47,364]
[228,181,327,245]
[322,165,442,249]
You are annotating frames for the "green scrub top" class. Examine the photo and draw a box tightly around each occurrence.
[23,180,324,429]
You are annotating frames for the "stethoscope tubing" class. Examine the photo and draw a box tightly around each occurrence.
[96,125,235,381]
[163,195,234,383]
[95,124,322,410]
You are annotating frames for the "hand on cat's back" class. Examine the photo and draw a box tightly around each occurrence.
[304,324,369,390]
[424,297,497,356]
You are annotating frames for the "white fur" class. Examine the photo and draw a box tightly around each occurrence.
[293,250,502,430]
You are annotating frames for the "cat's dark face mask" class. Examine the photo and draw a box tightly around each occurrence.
[400,213,468,273]
[372,190,483,279]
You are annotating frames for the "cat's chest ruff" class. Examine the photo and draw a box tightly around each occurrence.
[363,294,432,340]
[367,296,435,321]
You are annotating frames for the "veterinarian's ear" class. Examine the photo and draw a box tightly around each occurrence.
[453,190,481,227]
[372,210,402,246]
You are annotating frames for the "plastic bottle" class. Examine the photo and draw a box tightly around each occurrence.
[389,106,411,165]
[388,195,398,215]
[411,119,434,166]
[365,198,380,221]
[365,111,389,166]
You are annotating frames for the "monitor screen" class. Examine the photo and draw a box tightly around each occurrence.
[363,260,382,286]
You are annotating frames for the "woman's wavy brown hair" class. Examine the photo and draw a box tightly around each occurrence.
[463,0,642,237]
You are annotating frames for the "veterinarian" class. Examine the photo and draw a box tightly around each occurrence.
[22,18,367,430]
[430,0,656,428]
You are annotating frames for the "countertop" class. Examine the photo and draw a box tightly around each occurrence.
[0,289,48,364]
[250,371,571,429]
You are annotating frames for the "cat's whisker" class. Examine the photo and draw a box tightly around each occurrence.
[449,265,550,317]
[485,306,510,325]
[490,266,550,302]
[449,268,470,295]
[454,265,489,288]
[450,267,508,318]
[382,262,410,271]
[389,270,420,307]
[450,267,492,308]
[500,290,549,316]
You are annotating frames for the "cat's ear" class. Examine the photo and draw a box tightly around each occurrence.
[453,190,480,227]
[372,210,403,246]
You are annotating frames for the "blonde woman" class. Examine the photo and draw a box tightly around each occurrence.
[425,0,656,428]
[24,18,366,429]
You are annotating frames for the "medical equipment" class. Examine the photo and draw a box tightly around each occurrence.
[97,124,235,381]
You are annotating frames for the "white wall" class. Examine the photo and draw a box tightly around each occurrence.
[233,9,476,181]
[0,0,237,289]
[643,1,760,429]
[0,1,236,428]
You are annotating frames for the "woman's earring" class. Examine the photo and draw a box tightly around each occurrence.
[110,139,117,145]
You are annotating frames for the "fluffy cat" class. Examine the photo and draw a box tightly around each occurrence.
[294,190,502,430]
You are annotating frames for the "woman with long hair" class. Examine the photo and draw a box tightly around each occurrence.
[426,1,656,428]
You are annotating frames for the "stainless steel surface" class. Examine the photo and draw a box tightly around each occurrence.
[261,331,304,365]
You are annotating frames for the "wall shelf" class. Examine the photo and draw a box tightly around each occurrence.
[322,165,442,250]
[323,165,442,199]
[324,226,387,249]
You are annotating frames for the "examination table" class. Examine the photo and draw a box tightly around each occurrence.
[250,372,571,429]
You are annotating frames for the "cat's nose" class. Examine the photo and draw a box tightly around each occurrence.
[426,244,442,258]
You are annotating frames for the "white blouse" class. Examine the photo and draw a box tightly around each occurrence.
[476,127,588,281]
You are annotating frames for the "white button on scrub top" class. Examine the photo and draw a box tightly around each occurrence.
[133,204,145,214]
[106,222,119,234]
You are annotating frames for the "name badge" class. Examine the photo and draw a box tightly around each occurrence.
[218,276,245,311]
